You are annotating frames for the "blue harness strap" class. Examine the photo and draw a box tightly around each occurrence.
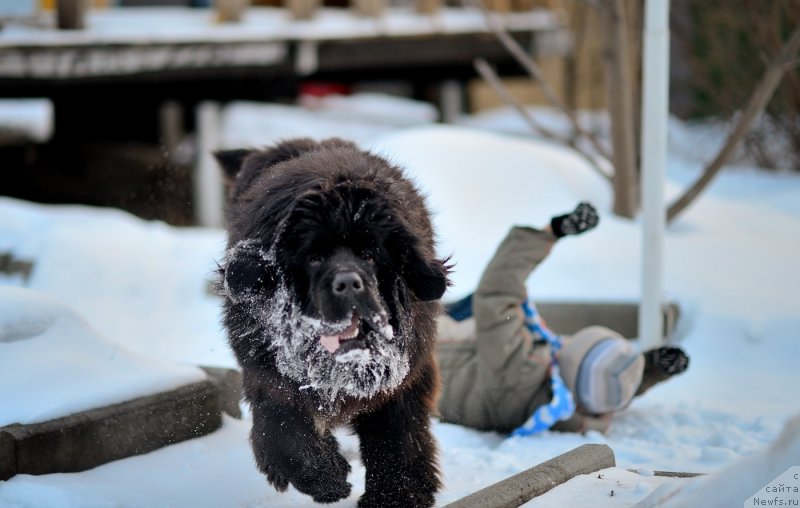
[511,300,576,436]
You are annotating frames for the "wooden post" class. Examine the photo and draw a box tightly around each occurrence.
[353,0,387,18]
[483,0,512,13]
[56,0,89,30]
[602,0,639,218]
[288,0,320,20]
[414,0,440,15]
[215,0,249,23]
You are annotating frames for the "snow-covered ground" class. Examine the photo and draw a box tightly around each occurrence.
[1,100,799,507]
[0,287,205,427]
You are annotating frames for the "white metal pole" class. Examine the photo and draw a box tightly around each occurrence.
[639,0,670,349]
[195,101,224,228]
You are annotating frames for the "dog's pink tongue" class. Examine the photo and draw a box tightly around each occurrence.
[320,315,359,353]
[320,334,340,353]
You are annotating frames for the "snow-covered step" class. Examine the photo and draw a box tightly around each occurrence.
[0,287,227,481]
[0,379,221,481]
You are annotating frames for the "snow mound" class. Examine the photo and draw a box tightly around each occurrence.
[369,125,613,298]
[0,196,232,368]
[0,286,206,426]
[222,93,436,150]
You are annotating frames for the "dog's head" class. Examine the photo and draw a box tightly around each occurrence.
[281,183,449,354]
[217,140,449,405]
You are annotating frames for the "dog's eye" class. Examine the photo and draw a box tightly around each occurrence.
[360,251,375,264]
[309,255,323,267]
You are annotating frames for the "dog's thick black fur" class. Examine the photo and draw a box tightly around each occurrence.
[215,138,449,507]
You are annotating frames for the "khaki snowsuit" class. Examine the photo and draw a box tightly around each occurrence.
[435,226,619,433]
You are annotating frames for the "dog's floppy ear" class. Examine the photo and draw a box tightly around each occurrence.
[223,248,275,301]
[214,149,252,184]
[403,246,450,302]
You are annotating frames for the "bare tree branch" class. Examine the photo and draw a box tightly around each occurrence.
[667,23,800,223]
[466,0,614,162]
[783,57,800,71]
[474,58,613,181]
[473,58,561,140]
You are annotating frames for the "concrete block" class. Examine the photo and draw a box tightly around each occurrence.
[534,301,680,340]
[0,379,221,480]
[201,366,243,418]
[0,429,15,481]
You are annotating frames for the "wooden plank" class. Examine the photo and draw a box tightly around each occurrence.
[314,32,535,72]
[0,42,288,80]
[443,444,616,508]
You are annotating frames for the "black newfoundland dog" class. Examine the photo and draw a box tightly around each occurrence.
[215,138,449,507]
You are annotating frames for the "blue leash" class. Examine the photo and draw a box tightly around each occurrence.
[511,300,576,436]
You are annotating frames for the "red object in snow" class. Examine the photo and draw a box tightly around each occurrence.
[299,82,352,98]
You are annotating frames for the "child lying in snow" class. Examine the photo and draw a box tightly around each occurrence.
[435,203,689,435]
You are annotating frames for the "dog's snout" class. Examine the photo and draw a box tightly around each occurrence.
[332,271,364,296]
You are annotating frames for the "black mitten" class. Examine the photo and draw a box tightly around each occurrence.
[644,346,690,376]
[550,202,599,237]
[635,346,690,396]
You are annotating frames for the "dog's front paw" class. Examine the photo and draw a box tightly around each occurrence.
[290,450,352,503]
[264,464,289,492]
[358,488,435,508]
[259,450,351,502]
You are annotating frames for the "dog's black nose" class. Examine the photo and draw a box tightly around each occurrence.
[332,271,364,296]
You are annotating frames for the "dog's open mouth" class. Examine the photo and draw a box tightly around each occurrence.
[319,313,372,354]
